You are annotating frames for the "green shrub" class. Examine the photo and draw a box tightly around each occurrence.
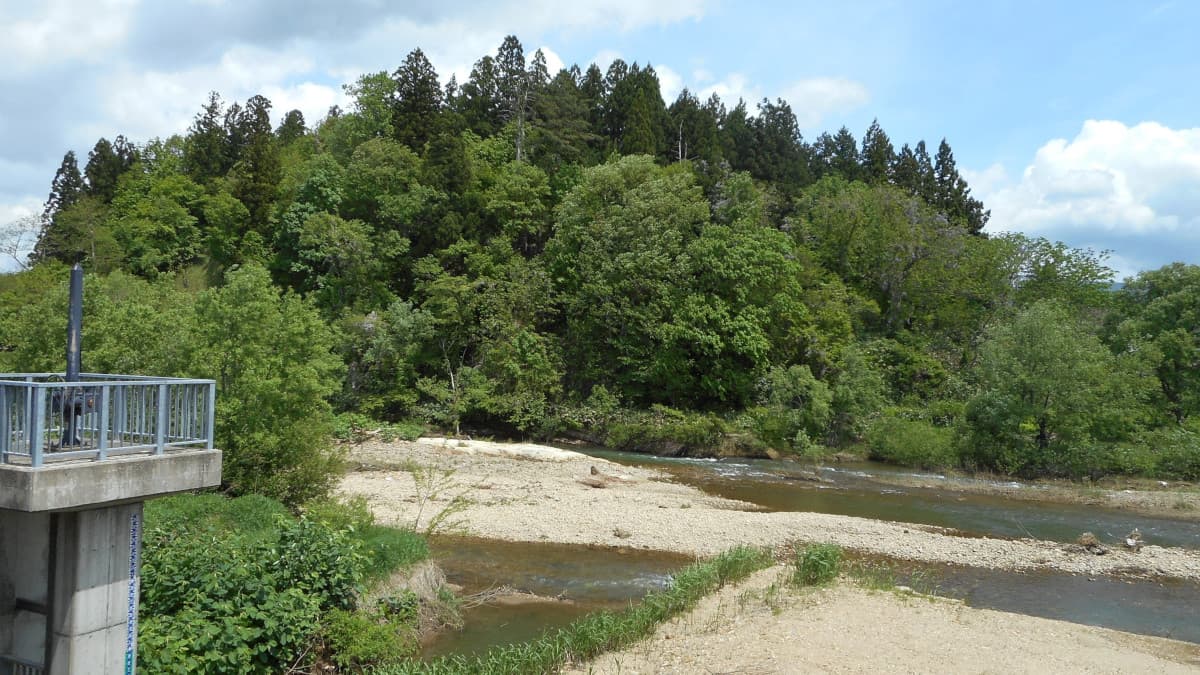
[380,420,425,442]
[324,607,417,669]
[750,364,833,453]
[334,412,378,442]
[139,493,407,674]
[792,543,842,586]
[1144,425,1200,480]
[272,516,366,611]
[604,406,727,454]
[866,413,957,470]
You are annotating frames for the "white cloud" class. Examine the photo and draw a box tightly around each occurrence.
[974,120,1200,276]
[655,64,684,103]
[0,0,137,74]
[83,45,336,145]
[537,46,566,77]
[0,197,40,225]
[780,77,870,128]
[981,120,1200,237]
[590,50,624,72]
[520,0,706,31]
[699,73,761,107]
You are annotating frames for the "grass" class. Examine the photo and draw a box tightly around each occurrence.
[844,558,940,596]
[370,545,774,674]
[790,543,842,586]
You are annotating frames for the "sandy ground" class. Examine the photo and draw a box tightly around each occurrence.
[565,568,1200,674]
[338,438,1200,672]
[340,438,1200,581]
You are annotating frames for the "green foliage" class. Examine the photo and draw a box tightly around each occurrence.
[603,406,728,455]
[141,494,428,674]
[791,543,843,586]
[17,49,1195,484]
[750,364,832,454]
[1135,424,1200,480]
[827,345,888,445]
[190,264,345,505]
[1111,263,1200,424]
[272,515,366,611]
[324,607,417,669]
[962,300,1152,477]
[866,412,957,469]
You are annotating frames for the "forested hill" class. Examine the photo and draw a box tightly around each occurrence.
[6,36,1198,496]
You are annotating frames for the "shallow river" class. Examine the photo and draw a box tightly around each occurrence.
[581,448,1200,549]
[422,451,1200,657]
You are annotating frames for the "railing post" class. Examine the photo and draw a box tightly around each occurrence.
[205,382,216,450]
[155,383,168,454]
[98,384,110,460]
[0,385,8,464]
[31,387,45,468]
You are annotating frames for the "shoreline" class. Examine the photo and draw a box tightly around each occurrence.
[339,437,1200,581]
[564,567,1200,674]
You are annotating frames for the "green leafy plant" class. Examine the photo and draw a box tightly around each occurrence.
[791,543,842,586]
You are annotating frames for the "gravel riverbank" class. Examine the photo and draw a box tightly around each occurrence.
[339,437,1200,581]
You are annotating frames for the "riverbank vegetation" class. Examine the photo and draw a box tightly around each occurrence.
[139,493,438,672]
[1,34,1197,506]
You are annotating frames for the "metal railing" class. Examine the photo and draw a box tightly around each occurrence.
[0,654,44,675]
[0,373,216,467]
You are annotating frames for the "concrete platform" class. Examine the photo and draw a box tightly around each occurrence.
[0,450,222,512]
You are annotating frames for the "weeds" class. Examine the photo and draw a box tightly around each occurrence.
[790,543,842,586]
[409,464,473,536]
[844,559,940,596]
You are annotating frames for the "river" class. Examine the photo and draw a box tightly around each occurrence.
[422,449,1200,657]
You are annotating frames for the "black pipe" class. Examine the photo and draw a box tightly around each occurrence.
[43,513,58,672]
[65,264,82,383]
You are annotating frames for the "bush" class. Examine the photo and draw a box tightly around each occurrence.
[604,405,727,455]
[791,543,842,586]
[750,365,832,454]
[1143,425,1200,480]
[191,264,346,507]
[866,413,958,470]
[323,607,417,669]
[139,493,424,674]
[303,496,430,583]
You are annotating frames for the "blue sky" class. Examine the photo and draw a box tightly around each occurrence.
[2,0,1197,276]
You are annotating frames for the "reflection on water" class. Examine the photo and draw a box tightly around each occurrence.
[422,537,692,658]
[853,554,1200,644]
[577,447,1200,550]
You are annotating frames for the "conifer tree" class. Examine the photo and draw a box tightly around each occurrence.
[859,119,895,184]
[391,48,444,153]
[183,91,230,181]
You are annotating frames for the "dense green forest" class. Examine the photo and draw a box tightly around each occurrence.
[4,36,1198,500]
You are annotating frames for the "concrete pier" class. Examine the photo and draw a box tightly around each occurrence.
[1,450,221,674]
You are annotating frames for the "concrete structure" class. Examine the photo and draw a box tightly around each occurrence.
[1,375,219,675]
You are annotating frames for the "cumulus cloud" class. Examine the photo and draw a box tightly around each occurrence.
[655,64,685,103]
[780,77,871,129]
[698,73,760,107]
[0,0,137,75]
[977,120,1200,277]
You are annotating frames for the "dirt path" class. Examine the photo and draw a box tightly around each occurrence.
[339,438,1200,581]
[564,568,1200,674]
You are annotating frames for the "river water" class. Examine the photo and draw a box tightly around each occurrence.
[581,448,1200,549]
[423,450,1200,657]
